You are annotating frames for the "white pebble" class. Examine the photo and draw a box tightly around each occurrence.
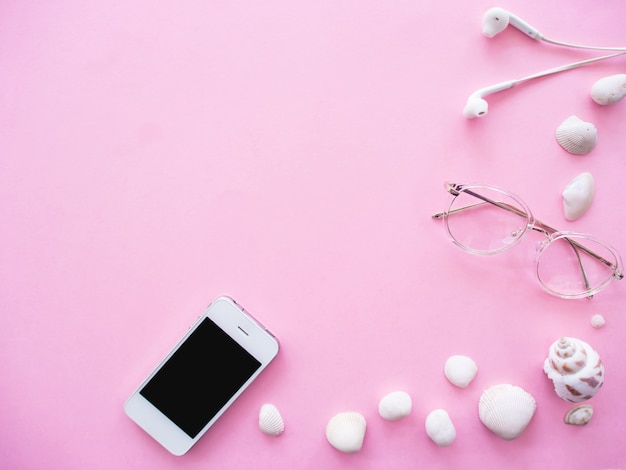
[590,314,605,328]
[425,409,456,447]
[444,355,478,388]
[378,391,412,420]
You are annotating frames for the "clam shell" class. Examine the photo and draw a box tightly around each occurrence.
[564,404,593,426]
[444,355,478,388]
[543,337,604,403]
[562,172,595,221]
[325,412,367,453]
[478,384,537,440]
[259,404,284,436]
[425,409,456,447]
[555,115,597,155]
[378,391,412,420]
[591,74,626,105]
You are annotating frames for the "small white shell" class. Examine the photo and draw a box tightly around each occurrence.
[591,314,605,328]
[555,115,597,155]
[378,391,412,420]
[259,404,284,436]
[562,172,595,221]
[478,384,537,440]
[425,409,456,447]
[564,404,593,426]
[591,74,626,105]
[325,412,367,453]
[444,355,478,388]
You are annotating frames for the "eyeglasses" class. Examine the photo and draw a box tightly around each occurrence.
[432,182,623,299]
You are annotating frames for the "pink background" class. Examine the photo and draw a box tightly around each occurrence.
[2,1,626,468]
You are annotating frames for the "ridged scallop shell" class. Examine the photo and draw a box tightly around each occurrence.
[258,404,284,436]
[564,404,594,426]
[555,115,597,155]
[444,355,478,388]
[543,337,604,403]
[562,172,595,221]
[325,412,366,453]
[425,409,456,447]
[478,384,537,440]
[378,391,412,420]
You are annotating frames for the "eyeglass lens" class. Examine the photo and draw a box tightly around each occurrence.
[446,187,530,255]
[537,235,618,297]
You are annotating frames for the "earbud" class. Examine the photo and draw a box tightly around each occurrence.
[463,81,516,118]
[590,74,626,104]
[481,7,626,51]
[482,7,541,40]
[463,53,626,118]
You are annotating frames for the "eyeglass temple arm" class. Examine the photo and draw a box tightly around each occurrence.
[433,188,623,277]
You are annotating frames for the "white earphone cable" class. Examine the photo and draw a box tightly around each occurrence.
[517,51,626,84]
[540,36,626,52]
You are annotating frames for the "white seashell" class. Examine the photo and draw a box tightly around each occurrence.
[444,355,478,388]
[555,115,597,155]
[543,337,604,403]
[564,404,593,426]
[425,409,456,447]
[562,172,595,221]
[591,74,626,105]
[258,404,284,436]
[478,384,537,440]
[325,412,367,453]
[590,314,605,328]
[378,391,412,420]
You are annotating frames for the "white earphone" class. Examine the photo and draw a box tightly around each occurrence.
[590,74,626,105]
[464,7,626,118]
[482,7,626,51]
[463,53,626,118]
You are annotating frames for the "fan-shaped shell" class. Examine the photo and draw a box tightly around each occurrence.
[555,115,597,155]
[562,172,595,221]
[325,412,366,453]
[478,384,537,440]
[564,404,593,426]
[543,337,604,403]
[258,404,284,436]
[378,391,412,420]
[444,355,478,388]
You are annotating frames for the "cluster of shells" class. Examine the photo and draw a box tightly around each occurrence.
[554,117,597,222]
[258,337,603,452]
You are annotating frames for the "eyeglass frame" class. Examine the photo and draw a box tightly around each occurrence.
[432,181,624,299]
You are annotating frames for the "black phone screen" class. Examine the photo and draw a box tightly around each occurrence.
[140,317,261,438]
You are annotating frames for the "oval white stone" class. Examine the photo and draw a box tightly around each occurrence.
[425,409,456,447]
[378,391,412,420]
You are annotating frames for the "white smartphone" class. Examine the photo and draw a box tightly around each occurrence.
[124,296,279,456]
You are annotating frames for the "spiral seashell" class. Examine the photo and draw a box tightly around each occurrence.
[425,409,456,447]
[258,404,284,436]
[325,412,367,453]
[543,337,604,403]
[562,172,594,221]
[555,115,597,155]
[444,355,478,388]
[564,404,593,426]
[478,384,537,440]
[378,391,412,420]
